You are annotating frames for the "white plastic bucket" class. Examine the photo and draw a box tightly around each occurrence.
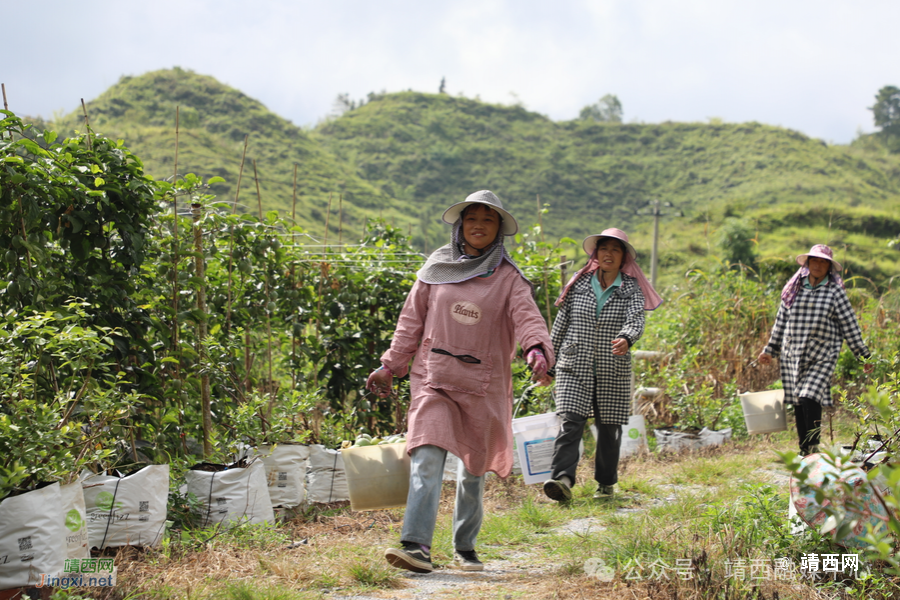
[591,415,649,457]
[511,413,560,485]
[341,442,410,511]
[739,389,787,434]
[620,415,649,456]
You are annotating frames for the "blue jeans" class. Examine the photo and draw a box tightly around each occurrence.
[400,444,485,551]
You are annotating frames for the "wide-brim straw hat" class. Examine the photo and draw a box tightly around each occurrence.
[582,228,637,259]
[441,190,518,236]
[796,244,842,272]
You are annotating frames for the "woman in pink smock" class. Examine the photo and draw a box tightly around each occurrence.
[366,190,554,574]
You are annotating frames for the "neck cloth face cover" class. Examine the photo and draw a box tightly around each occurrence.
[416,220,529,287]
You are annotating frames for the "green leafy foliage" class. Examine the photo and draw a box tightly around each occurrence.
[579,94,623,123]
[870,85,900,152]
[0,302,136,497]
[715,217,758,272]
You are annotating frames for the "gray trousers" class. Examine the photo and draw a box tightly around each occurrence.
[549,412,622,487]
[400,444,485,551]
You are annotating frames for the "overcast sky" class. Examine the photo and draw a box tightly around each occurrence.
[3,1,898,144]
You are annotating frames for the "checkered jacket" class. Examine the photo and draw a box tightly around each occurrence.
[547,273,646,423]
[764,282,869,406]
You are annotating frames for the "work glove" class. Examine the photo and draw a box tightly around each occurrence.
[526,347,548,381]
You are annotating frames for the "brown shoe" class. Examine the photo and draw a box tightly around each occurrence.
[543,479,572,503]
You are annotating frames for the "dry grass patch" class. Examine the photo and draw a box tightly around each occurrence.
[70,428,900,599]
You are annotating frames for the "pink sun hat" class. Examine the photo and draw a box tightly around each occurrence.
[796,244,842,272]
[581,228,637,259]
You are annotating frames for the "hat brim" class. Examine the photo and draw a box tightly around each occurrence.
[796,253,842,272]
[442,201,518,235]
[582,234,636,259]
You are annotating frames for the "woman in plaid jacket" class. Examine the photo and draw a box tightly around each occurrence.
[542,228,662,502]
[758,244,871,455]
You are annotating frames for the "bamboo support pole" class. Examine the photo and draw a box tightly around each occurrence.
[313,193,333,386]
[80,99,92,151]
[224,134,249,333]
[253,160,275,404]
[537,195,552,331]
[172,107,187,454]
[171,108,180,353]
[291,164,299,392]
[192,203,212,457]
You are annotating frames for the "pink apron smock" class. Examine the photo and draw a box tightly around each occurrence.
[380,262,554,477]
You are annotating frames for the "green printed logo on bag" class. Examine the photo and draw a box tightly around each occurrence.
[95,491,123,511]
[65,508,84,532]
[628,428,640,440]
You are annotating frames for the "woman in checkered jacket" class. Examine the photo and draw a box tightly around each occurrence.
[757,244,871,455]
[542,228,662,502]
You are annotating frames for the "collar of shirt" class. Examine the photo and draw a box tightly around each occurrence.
[590,271,622,316]
[802,276,828,290]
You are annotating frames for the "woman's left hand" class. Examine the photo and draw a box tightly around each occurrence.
[611,338,629,356]
[366,368,393,398]
[864,362,874,374]
[527,347,548,380]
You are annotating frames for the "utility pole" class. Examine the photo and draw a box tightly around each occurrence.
[637,199,682,289]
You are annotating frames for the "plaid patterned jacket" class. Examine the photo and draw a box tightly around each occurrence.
[547,272,645,423]
[764,282,869,406]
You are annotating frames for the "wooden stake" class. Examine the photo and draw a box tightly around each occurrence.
[338,193,343,248]
[314,193,333,386]
[225,134,249,333]
[171,107,185,453]
[253,159,263,220]
[291,164,299,392]
[171,107,180,354]
[233,135,249,216]
[252,160,274,403]
[538,194,551,330]
[192,203,212,457]
[1,84,8,110]
[80,99,92,151]
[323,193,332,251]
[537,194,545,242]
[291,164,298,227]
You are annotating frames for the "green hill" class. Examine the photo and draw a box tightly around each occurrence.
[54,68,410,239]
[49,68,900,286]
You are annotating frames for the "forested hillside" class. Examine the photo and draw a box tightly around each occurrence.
[50,68,900,286]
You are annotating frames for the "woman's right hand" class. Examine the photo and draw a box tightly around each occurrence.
[366,368,393,398]
[756,352,772,365]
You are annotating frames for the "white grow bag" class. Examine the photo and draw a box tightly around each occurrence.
[59,482,89,560]
[185,459,274,527]
[82,464,169,549]
[0,483,65,589]
[306,445,349,503]
[257,444,310,509]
